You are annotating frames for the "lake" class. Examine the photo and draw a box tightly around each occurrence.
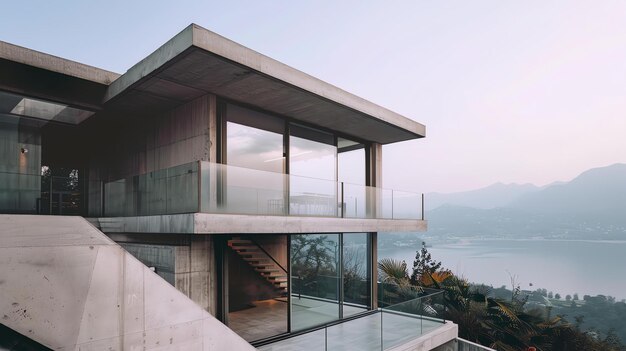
[378,238,626,300]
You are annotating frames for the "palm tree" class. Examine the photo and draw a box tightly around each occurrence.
[378,258,408,285]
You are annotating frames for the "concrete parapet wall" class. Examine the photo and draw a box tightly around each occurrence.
[0,215,254,350]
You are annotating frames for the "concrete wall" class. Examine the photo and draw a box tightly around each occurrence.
[174,236,217,315]
[87,94,217,216]
[0,215,254,350]
[108,233,218,316]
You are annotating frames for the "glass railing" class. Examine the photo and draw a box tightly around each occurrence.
[257,289,445,351]
[381,289,446,349]
[103,161,424,219]
[0,171,82,215]
[104,162,199,216]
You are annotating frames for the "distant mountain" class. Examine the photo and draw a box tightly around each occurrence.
[510,163,626,223]
[426,182,540,210]
[425,163,626,239]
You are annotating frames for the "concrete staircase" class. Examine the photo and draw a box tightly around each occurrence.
[228,237,288,295]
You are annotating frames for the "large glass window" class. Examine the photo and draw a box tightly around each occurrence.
[290,233,371,331]
[290,234,340,331]
[338,137,365,186]
[289,124,336,180]
[342,233,370,317]
[226,103,285,173]
[227,234,289,342]
[289,124,337,216]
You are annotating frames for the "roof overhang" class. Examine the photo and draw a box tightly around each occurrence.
[0,41,119,111]
[105,24,425,144]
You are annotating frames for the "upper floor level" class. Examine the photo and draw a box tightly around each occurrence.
[0,24,427,231]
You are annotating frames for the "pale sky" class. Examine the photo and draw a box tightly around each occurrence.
[2,1,626,193]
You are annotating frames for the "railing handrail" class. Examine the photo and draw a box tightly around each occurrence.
[381,289,445,311]
[249,238,288,274]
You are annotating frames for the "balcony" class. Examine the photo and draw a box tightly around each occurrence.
[99,161,426,234]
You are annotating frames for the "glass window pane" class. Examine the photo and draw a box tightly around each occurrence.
[291,234,340,331]
[227,121,284,173]
[289,124,336,181]
[338,138,365,186]
[228,235,289,342]
[343,233,371,317]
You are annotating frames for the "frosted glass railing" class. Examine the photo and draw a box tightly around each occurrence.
[104,161,424,219]
[104,162,199,216]
[381,290,445,349]
[257,289,445,351]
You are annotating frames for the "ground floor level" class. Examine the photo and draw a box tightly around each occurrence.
[109,231,377,344]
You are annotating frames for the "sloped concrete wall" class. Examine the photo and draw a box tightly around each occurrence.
[0,215,254,350]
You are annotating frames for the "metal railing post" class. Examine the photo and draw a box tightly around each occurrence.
[325,325,328,350]
[340,182,344,218]
[421,193,425,220]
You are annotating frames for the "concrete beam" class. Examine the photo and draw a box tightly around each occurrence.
[93,213,427,234]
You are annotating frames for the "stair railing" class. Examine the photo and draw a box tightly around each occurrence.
[248,238,288,275]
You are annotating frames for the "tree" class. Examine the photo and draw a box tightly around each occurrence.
[548,291,554,298]
[555,293,561,300]
[566,294,572,302]
[378,258,408,285]
[410,242,448,286]
[573,293,579,301]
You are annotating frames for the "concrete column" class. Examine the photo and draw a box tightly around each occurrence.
[208,94,218,163]
[369,143,383,188]
[366,143,383,218]
[368,143,382,309]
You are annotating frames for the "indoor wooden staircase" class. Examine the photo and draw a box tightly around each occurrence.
[228,237,288,296]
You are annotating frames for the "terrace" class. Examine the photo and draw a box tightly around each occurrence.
[255,290,456,351]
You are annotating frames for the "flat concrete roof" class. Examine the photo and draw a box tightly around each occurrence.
[0,41,120,85]
[0,41,120,111]
[105,24,426,143]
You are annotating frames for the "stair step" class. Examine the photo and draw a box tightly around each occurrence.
[234,249,261,254]
[237,252,265,257]
[229,240,253,245]
[267,276,288,281]
[255,268,280,273]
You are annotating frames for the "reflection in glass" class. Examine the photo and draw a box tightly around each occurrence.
[290,234,340,331]
[290,124,337,216]
[343,233,370,317]
[227,121,284,173]
[289,124,336,181]
[337,137,365,186]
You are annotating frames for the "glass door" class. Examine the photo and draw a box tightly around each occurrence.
[289,233,371,331]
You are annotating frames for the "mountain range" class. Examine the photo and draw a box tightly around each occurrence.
[425,163,626,239]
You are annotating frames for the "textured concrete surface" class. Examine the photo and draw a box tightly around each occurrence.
[92,213,427,234]
[0,215,254,350]
[104,24,425,144]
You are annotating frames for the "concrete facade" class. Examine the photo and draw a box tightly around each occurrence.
[0,23,450,351]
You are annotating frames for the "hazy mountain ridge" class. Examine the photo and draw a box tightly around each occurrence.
[426,163,626,239]
[426,182,540,210]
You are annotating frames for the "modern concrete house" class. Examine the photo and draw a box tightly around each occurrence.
[0,24,461,350]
